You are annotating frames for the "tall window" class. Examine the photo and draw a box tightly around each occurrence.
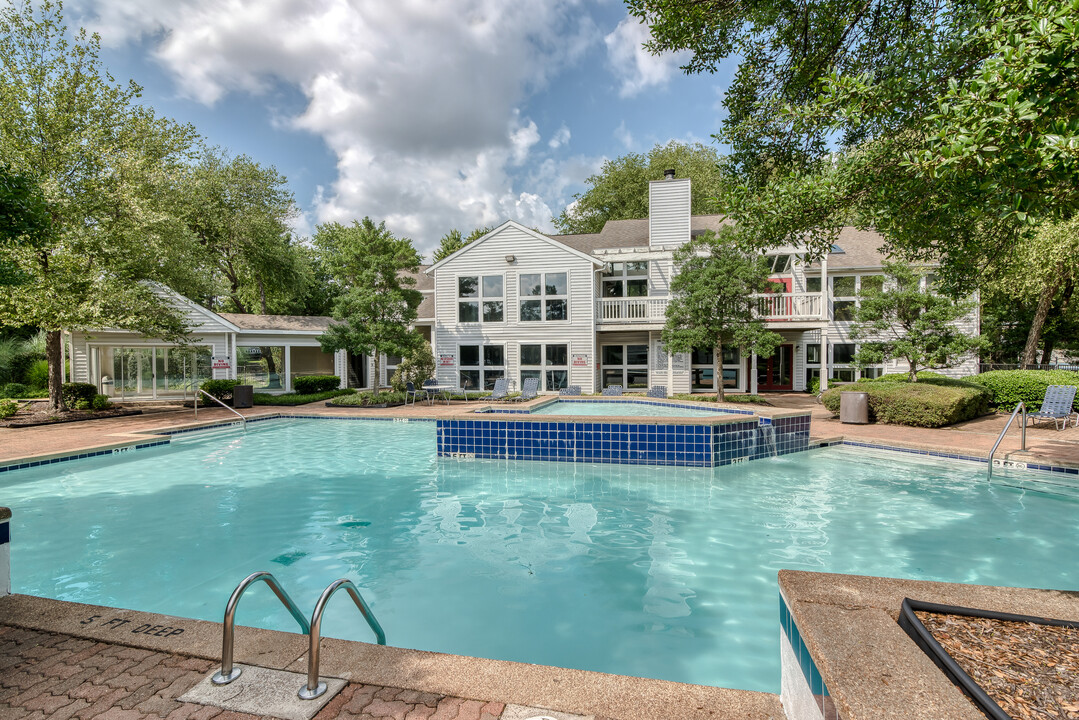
[690,347,741,391]
[601,344,648,389]
[520,343,569,391]
[832,276,856,321]
[459,344,505,391]
[520,272,568,321]
[601,261,648,297]
[458,275,504,323]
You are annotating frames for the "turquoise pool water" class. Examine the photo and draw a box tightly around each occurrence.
[3,418,1077,693]
[529,400,726,417]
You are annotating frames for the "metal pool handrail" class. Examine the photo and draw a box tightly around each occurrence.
[298,579,385,700]
[194,387,247,426]
[212,571,310,685]
[988,402,1026,481]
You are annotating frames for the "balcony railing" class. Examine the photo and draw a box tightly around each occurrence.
[594,293,824,324]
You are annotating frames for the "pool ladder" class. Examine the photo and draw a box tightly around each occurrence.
[987,401,1027,481]
[211,571,385,700]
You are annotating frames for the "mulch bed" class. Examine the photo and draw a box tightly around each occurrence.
[0,401,142,428]
[916,610,1079,720]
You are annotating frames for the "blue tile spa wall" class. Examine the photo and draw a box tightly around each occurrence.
[436,414,810,467]
[781,595,842,720]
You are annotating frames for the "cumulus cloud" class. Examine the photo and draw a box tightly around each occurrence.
[73,0,599,254]
[614,121,634,149]
[604,15,689,98]
[548,124,571,149]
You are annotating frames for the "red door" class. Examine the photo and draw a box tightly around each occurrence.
[757,344,794,391]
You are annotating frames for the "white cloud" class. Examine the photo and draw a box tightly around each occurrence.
[73,0,600,254]
[614,121,634,149]
[604,15,689,98]
[548,124,571,149]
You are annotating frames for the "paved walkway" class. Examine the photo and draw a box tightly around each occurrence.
[0,624,506,720]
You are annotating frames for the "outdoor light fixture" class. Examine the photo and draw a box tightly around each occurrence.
[505,254,516,263]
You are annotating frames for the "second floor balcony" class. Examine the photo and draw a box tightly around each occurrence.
[595,293,825,326]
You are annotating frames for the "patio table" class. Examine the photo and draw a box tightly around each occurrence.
[423,384,456,405]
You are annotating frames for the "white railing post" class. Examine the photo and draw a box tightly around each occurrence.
[0,507,10,597]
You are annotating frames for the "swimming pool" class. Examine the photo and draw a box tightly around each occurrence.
[3,418,1077,693]
[528,399,730,417]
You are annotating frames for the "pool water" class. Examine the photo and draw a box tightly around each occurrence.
[3,418,1077,693]
[529,400,726,417]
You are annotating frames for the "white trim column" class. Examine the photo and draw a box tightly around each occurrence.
[821,337,830,392]
[750,352,758,394]
[284,344,292,392]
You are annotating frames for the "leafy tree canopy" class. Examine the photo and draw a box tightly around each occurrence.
[315,218,424,388]
[629,0,1079,293]
[851,261,985,381]
[0,0,198,408]
[431,225,494,263]
[660,229,782,399]
[553,141,726,234]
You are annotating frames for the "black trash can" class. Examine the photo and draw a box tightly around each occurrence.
[232,384,254,409]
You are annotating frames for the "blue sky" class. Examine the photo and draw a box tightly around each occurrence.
[69,0,737,258]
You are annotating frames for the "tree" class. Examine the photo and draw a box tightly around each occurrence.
[315,218,423,390]
[0,1,198,410]
[0,166,50,286]
[390,340,437,391]
[660,230,782,400]
[629,1,1079,293]
[851,262,984,381]
[430,226,492,263]
[553,141,727,234]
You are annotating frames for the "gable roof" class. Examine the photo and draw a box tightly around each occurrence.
[217,313,333,333]
[146,282,242,333]
[804,227,890,271]
[425,220,604,273]
[553,214,732,255]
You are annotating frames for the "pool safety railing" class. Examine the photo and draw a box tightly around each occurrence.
[988,402,1027,481]
[212,571,310,685]
[299,578,386,700]
[194,388,247,427]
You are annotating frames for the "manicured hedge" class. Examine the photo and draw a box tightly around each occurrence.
[968,370,1079,412]
[61,382,98,407]
[329,391,407,406]
[200,379,240,402]
[821,374,990,428]
[293,375,340,394]
[253,389,354,406]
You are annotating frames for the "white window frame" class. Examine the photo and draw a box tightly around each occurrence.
[457,274,504,325]
[600,261,649,298]
[689,346,743,392]
[600,343,649,390]
[458,343,506,391]
[519,271,570,323]
[519,342,570,392]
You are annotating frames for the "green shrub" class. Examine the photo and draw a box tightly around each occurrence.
[91,394,112,411]
[808,376,821,395]
[200,379,240,402]
[390,341,437,391]
[61,382,98,407]
[25,359,49,389]
[969,370,1079,412]
[292,375,340,394]
[671,393,770,405]
[253,389,355,406]
[0,398,19,419]
[1,382,30,398]
[328,390,407,407]
[821,375,990,427]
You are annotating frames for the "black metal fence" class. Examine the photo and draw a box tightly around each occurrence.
[979,363,1079,373]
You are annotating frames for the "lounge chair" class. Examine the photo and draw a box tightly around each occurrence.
[405,381,427,406]
[602,385,623,396]
[510,377,540,402]
[647,385,667,398]
[1026,385,1079,430]
[487,377,510,401]
[559,385,581,396]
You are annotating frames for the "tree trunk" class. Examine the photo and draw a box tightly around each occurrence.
[1021,273,1063,368]
[715,341,725,402]
[46,330,65,412]
[908,360,918,382]
[1041,279,1075,366]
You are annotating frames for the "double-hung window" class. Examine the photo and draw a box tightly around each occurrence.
[459,344,505,391]
[520,343,569,391]
[520,272,568,321]
[831,276,856,321]
[601,262,648,297]
[458,275,504,323]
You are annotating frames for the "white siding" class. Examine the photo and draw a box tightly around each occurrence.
[432,225,597,393]
[649,256,674,296]
[649,178,691,246]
